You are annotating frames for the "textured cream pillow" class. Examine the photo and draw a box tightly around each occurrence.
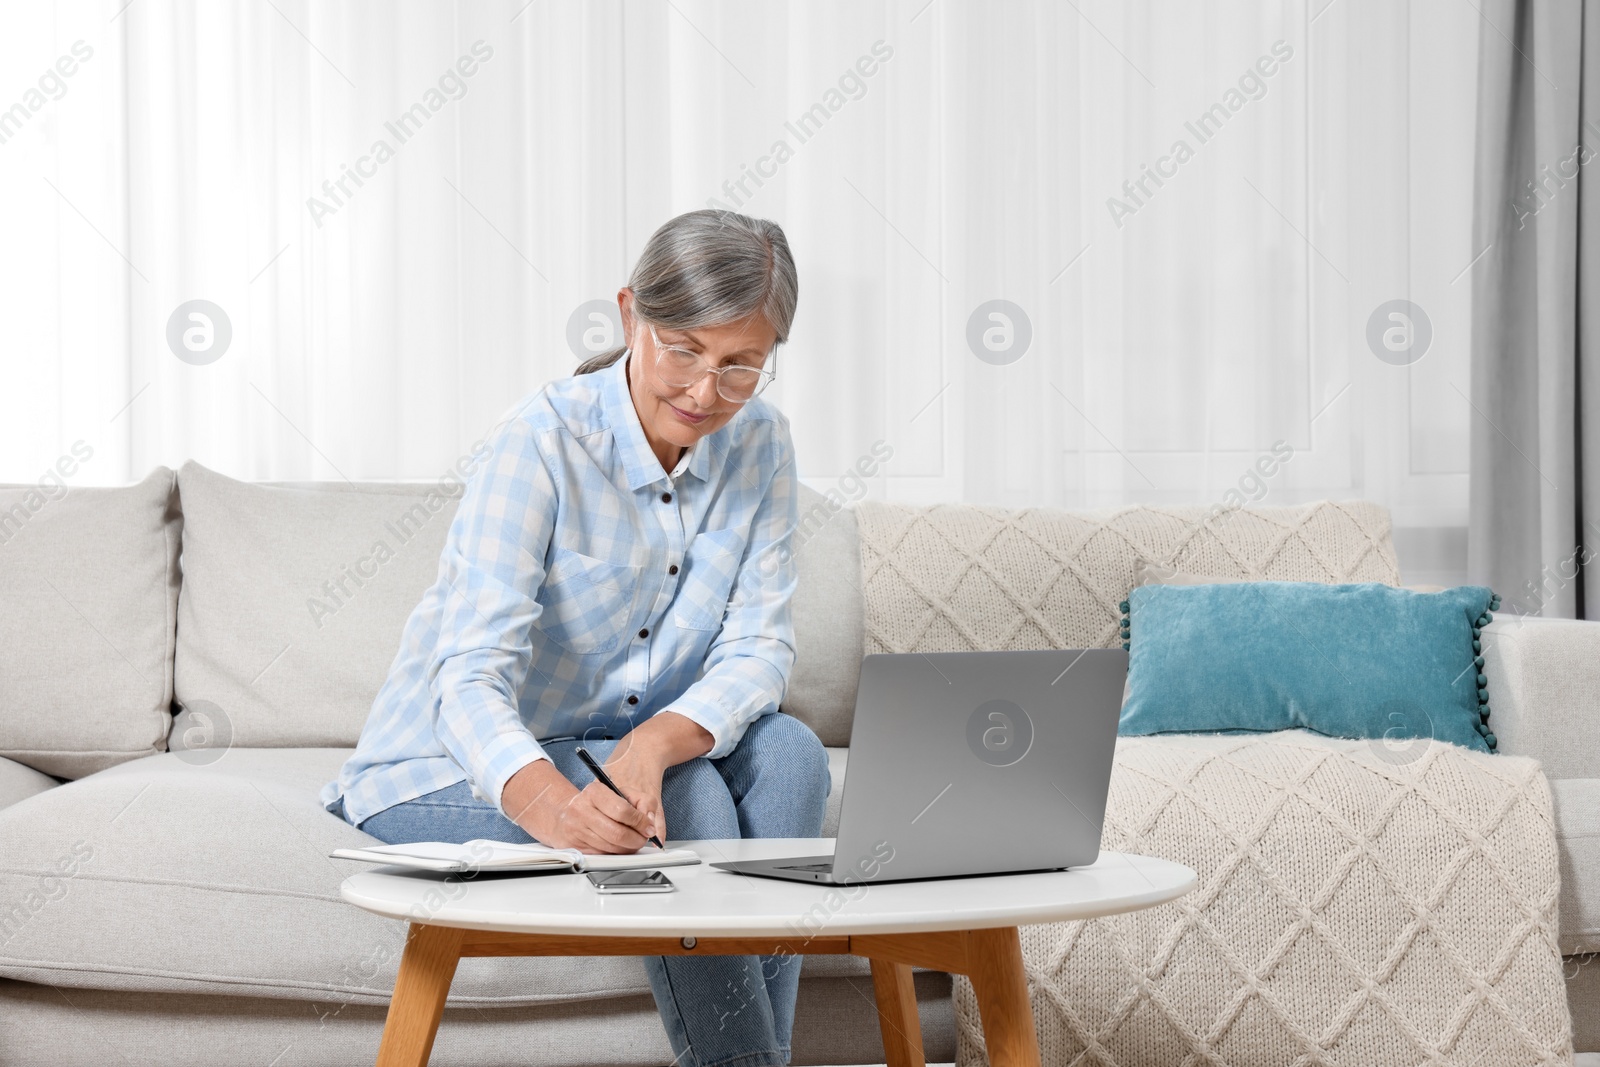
[0,467,179,777]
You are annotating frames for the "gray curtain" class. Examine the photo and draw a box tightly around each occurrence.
[1470,0,1600,618]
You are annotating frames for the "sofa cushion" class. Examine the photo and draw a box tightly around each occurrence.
[174,467,860,752]
[0,757,57,812]
[173,461,465,748]
[0,749,640,1004]
[0,469,822,784]
[0,467,179,777]
[0,747,868,1002]
[784,485,863,746]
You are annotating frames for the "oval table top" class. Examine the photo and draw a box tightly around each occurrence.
[340,837,1196,939]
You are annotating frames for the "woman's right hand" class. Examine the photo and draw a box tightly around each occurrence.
[501,758,653,853]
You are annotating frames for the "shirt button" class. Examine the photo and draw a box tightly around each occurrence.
[661,491,673,503]
[626,694,639,706]
[638,627,649,639]
[668,564,679,575]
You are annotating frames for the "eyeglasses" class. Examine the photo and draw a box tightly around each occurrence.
[646,322,777,403]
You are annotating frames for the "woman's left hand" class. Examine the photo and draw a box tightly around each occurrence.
[603,710,715,845]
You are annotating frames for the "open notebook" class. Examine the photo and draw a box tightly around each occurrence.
[330,840,702,874]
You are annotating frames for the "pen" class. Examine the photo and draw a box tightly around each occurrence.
[574,746,664,850]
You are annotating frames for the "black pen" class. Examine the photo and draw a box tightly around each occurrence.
[573,746,664,850]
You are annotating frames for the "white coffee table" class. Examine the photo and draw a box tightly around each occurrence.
[341,837,1195,1067]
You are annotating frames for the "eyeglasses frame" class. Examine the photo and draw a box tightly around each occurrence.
[643,321,778,403]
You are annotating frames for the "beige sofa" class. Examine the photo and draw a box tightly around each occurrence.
[0,463,1593,1065]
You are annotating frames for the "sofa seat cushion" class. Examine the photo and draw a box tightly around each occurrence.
[0,757,57,812]
[0,747,867,1003]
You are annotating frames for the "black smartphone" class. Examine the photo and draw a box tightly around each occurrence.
[586,869,675,894]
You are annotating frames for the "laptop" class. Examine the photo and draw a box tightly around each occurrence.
[711,648,1127,885]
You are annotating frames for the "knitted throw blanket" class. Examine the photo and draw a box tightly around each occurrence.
[855,500,1401,654]
[853,501,1571,1065]
[951,732,1572,1066]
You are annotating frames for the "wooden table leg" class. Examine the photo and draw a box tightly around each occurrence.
[966,927,1039,1067]
[375,922,465,1067]
[868,958,926,1067]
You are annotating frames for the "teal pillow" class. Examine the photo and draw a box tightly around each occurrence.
[1118,582,1501,753]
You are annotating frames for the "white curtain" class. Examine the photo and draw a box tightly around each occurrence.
[0,1,1479,579]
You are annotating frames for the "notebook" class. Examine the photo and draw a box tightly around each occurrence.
[330,839,702,874]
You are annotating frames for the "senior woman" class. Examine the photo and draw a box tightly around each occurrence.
[321,209,830,1067]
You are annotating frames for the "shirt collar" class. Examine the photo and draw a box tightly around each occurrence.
[602,348,714,490]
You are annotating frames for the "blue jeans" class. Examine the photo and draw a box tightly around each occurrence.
[354,713,831,1067]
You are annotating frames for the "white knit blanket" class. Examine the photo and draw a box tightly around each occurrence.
[855,500,1401,654]
[950,733,1571,1066]
[854,501,1572,1066]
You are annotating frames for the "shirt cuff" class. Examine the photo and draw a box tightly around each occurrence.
[473,730,550,821]
[662,694,743,759]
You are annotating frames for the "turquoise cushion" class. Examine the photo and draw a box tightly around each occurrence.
[1119,582,1499,752]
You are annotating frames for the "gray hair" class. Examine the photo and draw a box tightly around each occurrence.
[575,208,798,375]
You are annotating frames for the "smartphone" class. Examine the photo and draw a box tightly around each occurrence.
[586,870,675,894]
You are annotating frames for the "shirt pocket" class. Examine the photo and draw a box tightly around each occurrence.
[672,527,749,631]
[535,547,640,655]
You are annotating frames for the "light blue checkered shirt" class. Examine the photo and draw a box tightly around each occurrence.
[321,349,800,827]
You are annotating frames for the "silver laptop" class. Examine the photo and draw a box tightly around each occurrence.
[711,648,1127,885]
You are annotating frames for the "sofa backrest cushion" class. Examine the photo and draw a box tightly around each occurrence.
[174,465,861,751]
[173,461,464,749]
[0,467,180,777]
[783,484,863,746]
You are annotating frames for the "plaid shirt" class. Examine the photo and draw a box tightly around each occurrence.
[321,349,800,827]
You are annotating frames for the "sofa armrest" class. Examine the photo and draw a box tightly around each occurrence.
[1481,615,1600,780]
